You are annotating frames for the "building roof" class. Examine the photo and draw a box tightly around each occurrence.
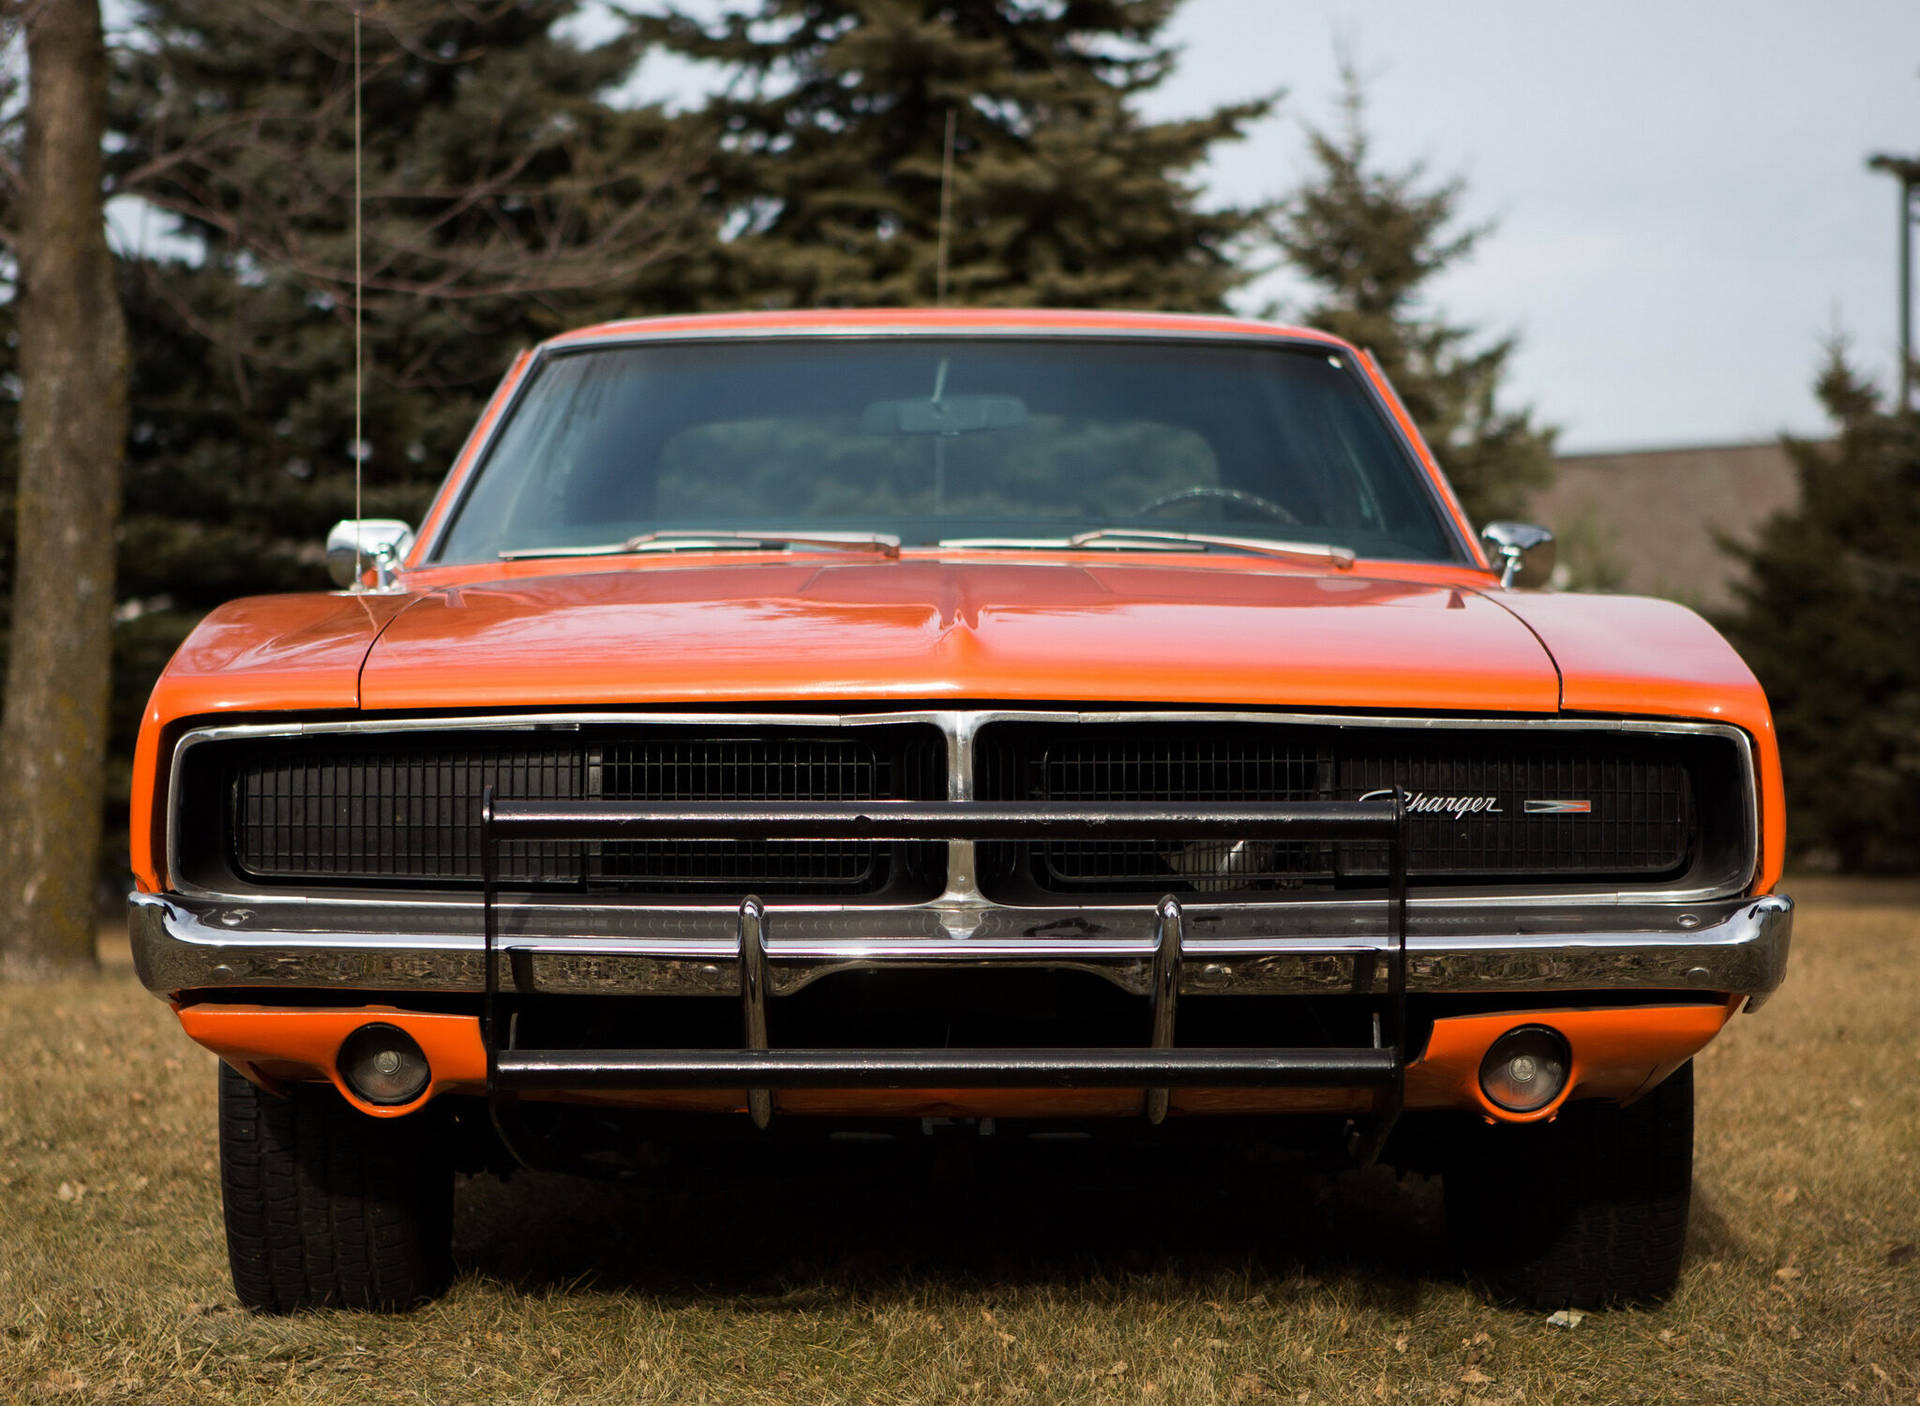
[1528,441,1803,613]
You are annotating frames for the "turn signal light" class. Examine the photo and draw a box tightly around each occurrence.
[338,1023,431,1106]
[1478,1025,1571,1113]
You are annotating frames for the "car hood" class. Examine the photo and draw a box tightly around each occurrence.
[354,560,1566,713]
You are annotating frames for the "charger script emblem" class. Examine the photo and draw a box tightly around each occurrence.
[1358,788,1501,820]
[1357,790,1595,818]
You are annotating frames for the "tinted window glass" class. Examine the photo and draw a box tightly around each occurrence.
[434,338,1462,563]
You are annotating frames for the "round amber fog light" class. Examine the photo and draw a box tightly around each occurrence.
[338,1023,431,1106]
[1478,1025,1570,1113]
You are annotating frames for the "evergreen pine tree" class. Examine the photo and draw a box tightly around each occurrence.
[1719,349,1920,872]
[108,1,712,601]
[1272,74,1554,525]
[638,0,1274,310]
[49,1,712,868]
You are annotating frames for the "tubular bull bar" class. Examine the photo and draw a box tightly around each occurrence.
[479,789,1411,1155]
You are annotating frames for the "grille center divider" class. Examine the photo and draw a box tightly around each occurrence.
[477,788,1412,1157]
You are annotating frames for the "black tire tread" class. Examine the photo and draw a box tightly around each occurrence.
[1446,1062,1693,1310]
[218,1063,453,1313]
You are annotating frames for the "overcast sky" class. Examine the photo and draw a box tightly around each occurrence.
[1137,1,1920,451]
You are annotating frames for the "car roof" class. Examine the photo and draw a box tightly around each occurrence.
[542,307,1354,354]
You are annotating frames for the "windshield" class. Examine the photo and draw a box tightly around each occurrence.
[432,337,1465,564]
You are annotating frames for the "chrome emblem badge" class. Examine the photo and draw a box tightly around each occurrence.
[1357,791,1595,818]
[1359,788,1501,820]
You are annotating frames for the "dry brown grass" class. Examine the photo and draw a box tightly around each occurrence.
[3,878,1918,1404]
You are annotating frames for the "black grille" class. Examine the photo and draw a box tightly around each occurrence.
[975,722,1705,899]
[989,730,1333,893]
[235,742,583,884]
[190,715,1746,905]
[1339,742,1689,880]
[222,726,945,899]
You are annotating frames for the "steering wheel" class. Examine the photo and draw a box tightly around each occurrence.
[1136,485,1299,525]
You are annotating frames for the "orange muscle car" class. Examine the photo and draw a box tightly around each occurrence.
[129,309,1790,1313]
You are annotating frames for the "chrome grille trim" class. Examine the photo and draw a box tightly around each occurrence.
[166,708,1760,910]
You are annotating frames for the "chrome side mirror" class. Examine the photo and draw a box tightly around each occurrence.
[1480,521,1556,589]
[326,518,415,591]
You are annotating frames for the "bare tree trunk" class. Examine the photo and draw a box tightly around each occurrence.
[0,0,129,979]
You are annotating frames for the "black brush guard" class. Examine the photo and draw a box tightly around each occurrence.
[479,790,1411,1161]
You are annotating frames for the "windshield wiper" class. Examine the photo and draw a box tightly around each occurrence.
[1070,528,1356,567]
[501,529,902,561]
[938,528,1355,570]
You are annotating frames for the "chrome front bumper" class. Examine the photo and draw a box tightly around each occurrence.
[131,889,1793,1004]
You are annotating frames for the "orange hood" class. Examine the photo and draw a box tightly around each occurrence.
[351,559,1563,713]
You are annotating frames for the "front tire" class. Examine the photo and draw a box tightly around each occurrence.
[1444,1061,1694,1309]
[218,1063,454,1313]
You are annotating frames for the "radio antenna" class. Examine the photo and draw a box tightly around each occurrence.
[935,107,956,305]
[352,7,365,584]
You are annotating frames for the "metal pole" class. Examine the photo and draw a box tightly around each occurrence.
[1867,154,1920,410]
[1900,177,1912,410]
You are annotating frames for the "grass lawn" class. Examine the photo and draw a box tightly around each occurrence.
[3,877,1917,1404]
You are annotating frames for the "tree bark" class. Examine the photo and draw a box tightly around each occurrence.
[0,0,130,978]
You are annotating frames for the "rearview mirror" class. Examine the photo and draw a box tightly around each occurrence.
[1480,521,1555,589]
[327,518,415,590]
[859,394,1028,436]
